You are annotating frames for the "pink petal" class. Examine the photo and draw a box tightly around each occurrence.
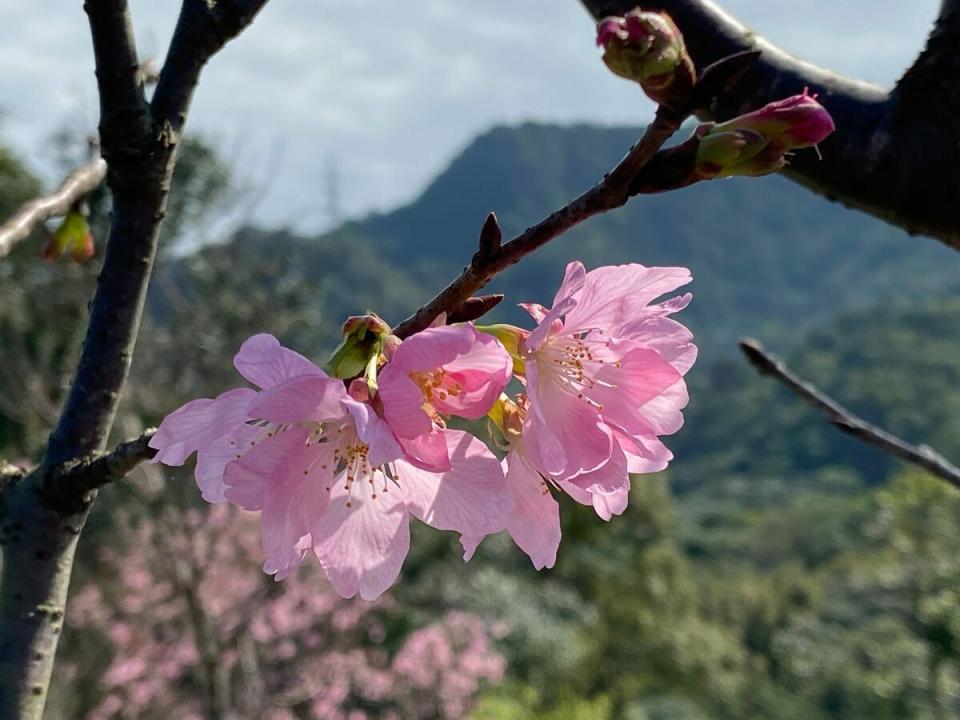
[524,360,612,478]
[593,486,629,520]
[504,449,560,571]
[396,430,511,557]
[432,333,512,419]
[376,364,434,439]
[637,380,689,435]
[649,292,692,316]
[397,431,452,472]
[518,302,549,323]
[195,423,261,503]
[564,438,629,496]
[223,427,312,511]
[614,429,673,474]
[312,477,411,600]
[588,346,683,437]
[524,294,577,353]
[150,387,256,466]
[343,398,404,467]
[563,264,692,334]
[614,314,698,375]
[551,260,587,309]
[385,325,473,371]
[523,261,587,352]
[233,334,323,390]
[249,374,349,424]
[260,442,336,580]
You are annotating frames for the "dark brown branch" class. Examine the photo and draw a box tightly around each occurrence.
[0,158,107,259]
[393,107,685,338]
[580,0,960,249]
[152,0,271,132]
[47,430,157,512]
[0,2,272,717]
[740,338,960,490]
[447,294,504,324]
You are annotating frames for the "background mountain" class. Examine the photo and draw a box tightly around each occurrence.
[243,122,960,359]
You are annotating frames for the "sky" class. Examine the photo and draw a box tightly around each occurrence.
[0,1,940,234]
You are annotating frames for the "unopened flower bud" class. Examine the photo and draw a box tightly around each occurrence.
[42,210,94,263]
[712,89,835,149]
[325,313,391,383]
[694,90,835,179]
[596,10,695,108]
[694,127,786,179]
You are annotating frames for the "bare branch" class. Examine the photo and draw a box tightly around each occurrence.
[48,0,273,468]
[0,158,106,259]
[580,0,960,249]
[739,338,960,491]
[393,107,684,338]
[0,2,273,716]
[152,0,271,132]
[49,430,157,508]
[446,294,505,324]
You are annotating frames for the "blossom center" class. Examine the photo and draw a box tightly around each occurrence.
[539,334,618,409]
[409,369,463,424]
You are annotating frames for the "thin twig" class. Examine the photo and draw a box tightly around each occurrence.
[0,158,106,258]
[60,429,157,491]
[393,107,685,338]
[739,338,960,490]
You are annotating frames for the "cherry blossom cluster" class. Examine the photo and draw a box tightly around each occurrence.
[150,261,696,599]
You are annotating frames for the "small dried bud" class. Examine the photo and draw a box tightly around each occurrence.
[596,10,695,108]
[42,210,94,263]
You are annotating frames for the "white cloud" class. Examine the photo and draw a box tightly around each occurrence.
[0,0,940,232]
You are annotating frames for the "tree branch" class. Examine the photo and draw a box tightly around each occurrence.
[152,0,271,133]
[393,107,684,338]
[0,158,107,259]
[45,430,157,513]
[580,0,960,249]
[739,338,960,491]
[0,2,272,717]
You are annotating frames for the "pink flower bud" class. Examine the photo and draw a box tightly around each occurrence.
[694,90,836,179]
[713,89,836,149]
[596,10,695,107]
[694,128,787,179]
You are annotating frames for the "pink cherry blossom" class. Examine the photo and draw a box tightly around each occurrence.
[521,261,694,483]
[149,333,325,502]
[377,324,512,470]
[498,261,696,568]
[224,372,512,599]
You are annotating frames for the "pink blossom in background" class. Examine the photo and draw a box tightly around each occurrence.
[62,505,506,719]
[497,261,697,569]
